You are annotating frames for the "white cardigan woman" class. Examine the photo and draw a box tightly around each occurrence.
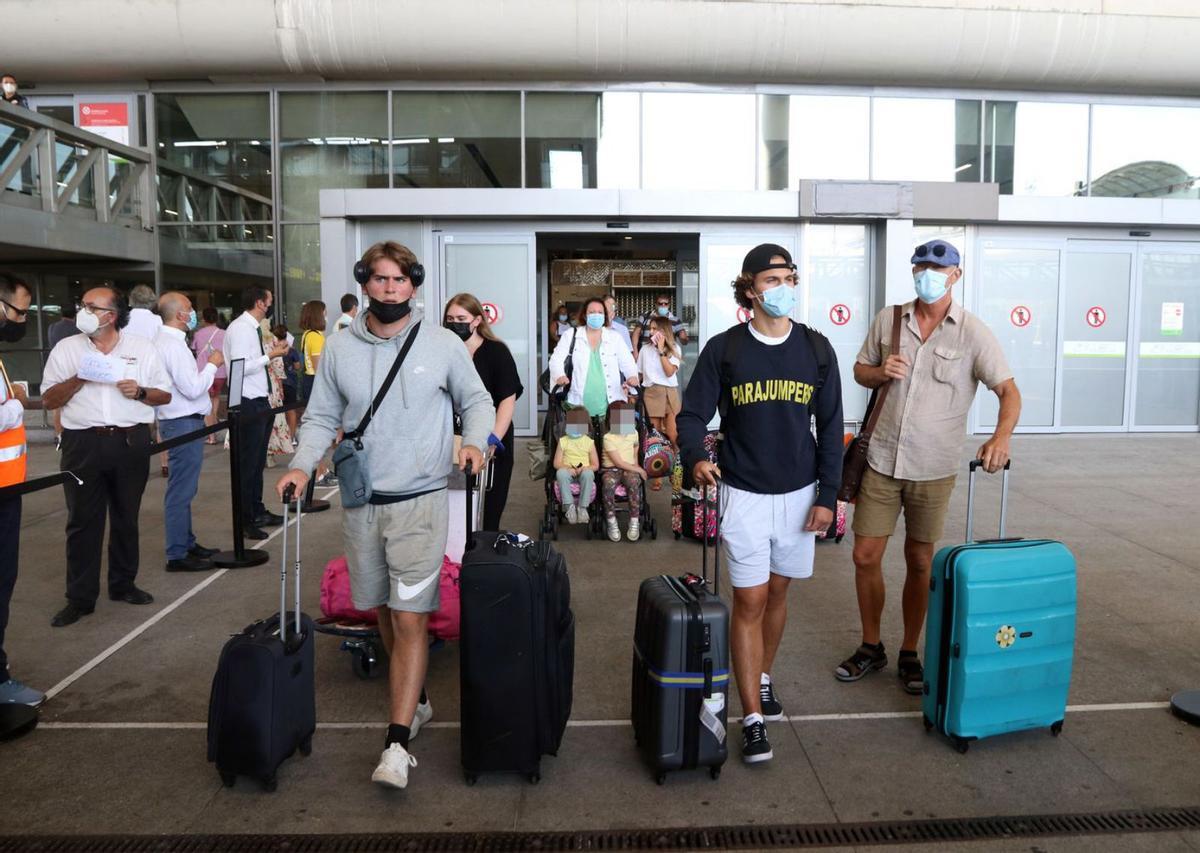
[549,302,639,415]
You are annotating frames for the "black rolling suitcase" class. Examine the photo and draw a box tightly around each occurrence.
[459,465,574,785]
[207,488,315,791]
[632,488,729,784]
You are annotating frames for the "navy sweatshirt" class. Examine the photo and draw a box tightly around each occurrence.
[677,323,844,510]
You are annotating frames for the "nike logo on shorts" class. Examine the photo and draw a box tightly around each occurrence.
[396,568,440,601]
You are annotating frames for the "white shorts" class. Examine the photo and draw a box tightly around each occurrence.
[721,482,817,588]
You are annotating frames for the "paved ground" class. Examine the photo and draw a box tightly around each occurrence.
[1,433,1198,851]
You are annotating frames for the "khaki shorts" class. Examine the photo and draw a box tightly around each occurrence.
[851,466,956,544]
[342,490,448,613]
[643,385,681,418]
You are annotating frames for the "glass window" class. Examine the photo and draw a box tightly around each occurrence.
[805,225,871,421]
[872,98,981,183]
[155,93,271,199]
[392,92,521,189]
[279,92,388,221]
[642,93,756,191]
[525,93,598,189]
[985,101,1088,196]
[1089,105,1200,199]
[280,224,322,330]
[757,95,870,190]
[597,92,640,189]
[1135,251,1200,426]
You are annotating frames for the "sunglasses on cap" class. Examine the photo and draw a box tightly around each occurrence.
[913,244,948,260]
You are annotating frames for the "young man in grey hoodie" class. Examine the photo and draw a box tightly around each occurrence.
[277,241,494,791]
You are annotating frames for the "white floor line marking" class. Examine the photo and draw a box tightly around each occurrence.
[33,701,1175,731]
[43,514,303,703]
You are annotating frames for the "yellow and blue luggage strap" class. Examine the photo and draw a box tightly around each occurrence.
[645,665,730,688]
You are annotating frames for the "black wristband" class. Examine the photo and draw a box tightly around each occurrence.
[136,386,147,401]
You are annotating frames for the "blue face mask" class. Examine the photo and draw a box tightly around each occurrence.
[656,305,669,317]
[914,269,951,304]
[615,420,635,435]
[757,283,796,318]
[186,309,198,331]
[586,312,605,330]
[565,424,585,438]
[557,313,568,322]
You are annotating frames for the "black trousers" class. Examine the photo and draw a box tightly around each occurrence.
[482,445,514,532]
[0,496,20,682]
[237,397,272,523]
[60,425,151,607]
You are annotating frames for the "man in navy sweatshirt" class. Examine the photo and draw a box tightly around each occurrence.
[677,243,843,764]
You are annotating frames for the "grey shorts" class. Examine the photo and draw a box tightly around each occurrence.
[342,489,449,613]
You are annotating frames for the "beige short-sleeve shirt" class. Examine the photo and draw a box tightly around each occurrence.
[856,300,1012,481]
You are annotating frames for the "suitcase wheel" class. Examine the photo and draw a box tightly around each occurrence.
[464,772,478,786]
[953,736,971,754]
[299,735,313,756]
[351,643,384,680]
[1051,720,1063,737]
[655,773,667,786]
[673,531,681,540]
[262,774,278,793]
[528,772,540,785]
[220,771,236,789]
[922,714,934,733]
[709,766,721,781]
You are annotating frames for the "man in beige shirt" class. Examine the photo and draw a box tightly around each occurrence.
[835,239,1021,694]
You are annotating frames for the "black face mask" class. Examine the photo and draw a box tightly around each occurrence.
[444,321,473,341]
[0,319,27,343]
[368,299,411,325]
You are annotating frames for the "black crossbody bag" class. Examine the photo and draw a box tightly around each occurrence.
[330,322,421,507]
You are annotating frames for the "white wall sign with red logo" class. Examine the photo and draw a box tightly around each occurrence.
[1010,306,1032,328]
[77,102,129,146]
[1087,306,1107,328]
[829,304,851,326]
[736,307,752,324]
[481,302,503,325]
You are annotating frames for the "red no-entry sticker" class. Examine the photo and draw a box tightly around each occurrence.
[736,307,752,324]
[830,304,851,326]
[1011,306,1032,328]
[482,302,503,325]
[1087,306,1106,328]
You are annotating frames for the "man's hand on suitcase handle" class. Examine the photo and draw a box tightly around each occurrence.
[692,460,721,488]
[458,444,484,474]
[975,435,1011,474]
[804,505,834,533]
[276,468,310,502]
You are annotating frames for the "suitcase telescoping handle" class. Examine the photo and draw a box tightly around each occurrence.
[280,484,303,642]
[965,459,1011,542]
[462,453,490,541]
[700,479,721,596]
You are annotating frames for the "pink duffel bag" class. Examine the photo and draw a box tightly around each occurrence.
[319,555,461,641]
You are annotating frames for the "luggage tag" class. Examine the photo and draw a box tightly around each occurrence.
[700,692,726,745]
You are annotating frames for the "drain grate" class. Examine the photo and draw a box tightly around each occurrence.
[3,807,1199,852]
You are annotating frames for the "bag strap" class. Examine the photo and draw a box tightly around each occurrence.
[563,327,579,382]
[716,321,748,422]
[860,305,903,441]
[801,323,832,392]
[346,321,421,443]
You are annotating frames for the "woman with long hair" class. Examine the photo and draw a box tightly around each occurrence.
[636,316,683,490]
[444,293,524,531]
[192,306,226,444]
[548,296,639,419]
[298,300,327,403]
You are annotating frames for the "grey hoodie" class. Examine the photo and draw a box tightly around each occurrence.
[291,309,494,496]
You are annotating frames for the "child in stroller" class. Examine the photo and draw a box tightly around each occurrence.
[599,400,653,541]
[552,406,600,528]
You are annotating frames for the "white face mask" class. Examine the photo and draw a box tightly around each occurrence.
[75,307,108,337]
[1,83,16,97]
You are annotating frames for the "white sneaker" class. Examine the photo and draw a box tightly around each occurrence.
[606,516,621,542]
[411,698,433,739]
[564,504,577,525]
[577,506,589,526]
[627,519,641,542]
[372,742,418,789]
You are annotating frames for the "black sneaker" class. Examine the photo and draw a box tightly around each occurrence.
[759,679,784,721]
[741,720,773,764]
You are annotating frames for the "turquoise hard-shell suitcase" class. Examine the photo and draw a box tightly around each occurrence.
[922,461,1076,753]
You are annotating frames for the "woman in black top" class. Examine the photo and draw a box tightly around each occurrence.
[444,293,524,531]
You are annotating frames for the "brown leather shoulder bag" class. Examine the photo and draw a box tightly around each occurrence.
[838,304,902,503]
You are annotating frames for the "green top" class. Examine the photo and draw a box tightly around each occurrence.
[582,345,608,417]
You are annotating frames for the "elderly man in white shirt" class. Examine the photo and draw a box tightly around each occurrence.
[124,284,162,340]
[42,287,172,628]
[223,285,290,540]
[156,292,225,573]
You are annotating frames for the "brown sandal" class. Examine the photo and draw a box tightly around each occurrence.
[834,643,888,682]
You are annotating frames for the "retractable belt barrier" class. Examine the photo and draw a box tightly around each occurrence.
[0,401,317,570]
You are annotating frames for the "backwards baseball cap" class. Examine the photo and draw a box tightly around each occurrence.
[911,239,961,267]
[742,243,795,276]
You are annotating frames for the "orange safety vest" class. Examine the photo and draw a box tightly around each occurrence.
[0,358,27,487]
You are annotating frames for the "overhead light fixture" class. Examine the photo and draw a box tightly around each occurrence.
[437,137,456,143]
[174,140,227,148]
[954,163,973,173]
[624,236,632,240]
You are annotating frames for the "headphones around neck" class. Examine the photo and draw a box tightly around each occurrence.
[353,260,425,288]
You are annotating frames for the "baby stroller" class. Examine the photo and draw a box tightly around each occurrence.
[596,391,658,542]
[538,387,604,541]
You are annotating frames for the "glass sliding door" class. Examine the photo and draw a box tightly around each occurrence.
[439,234,537,435]
[804,224,871,421]
[1133,247,1200,428]
[1061,246,1133,428]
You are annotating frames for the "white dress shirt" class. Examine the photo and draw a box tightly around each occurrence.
[42,332,172,429]
[125,308,163,340]
[548,326,639,410]
[155,325,216,419]
[0,358,23,431]
[222,311,271,400]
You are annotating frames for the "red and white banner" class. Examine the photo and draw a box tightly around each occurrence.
[77,102,129,146]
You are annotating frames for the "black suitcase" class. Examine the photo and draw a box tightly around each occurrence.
[207,489,315,792]
[459,465,574,785]
[632,488,728,784]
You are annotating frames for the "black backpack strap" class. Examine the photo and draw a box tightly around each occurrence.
[716,322,748,422]
[344,321,421,444]
[801,323,832,394]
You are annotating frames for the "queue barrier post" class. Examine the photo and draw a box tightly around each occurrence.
[212,406,270,569]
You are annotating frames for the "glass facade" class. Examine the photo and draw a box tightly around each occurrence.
[392,92,521,189]
[641,93,756,191]
[872,98,981,183]
[155,93,271,198]
[984,101,1089,196]
[525,93,598,189]
[1089,105,1200,199]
